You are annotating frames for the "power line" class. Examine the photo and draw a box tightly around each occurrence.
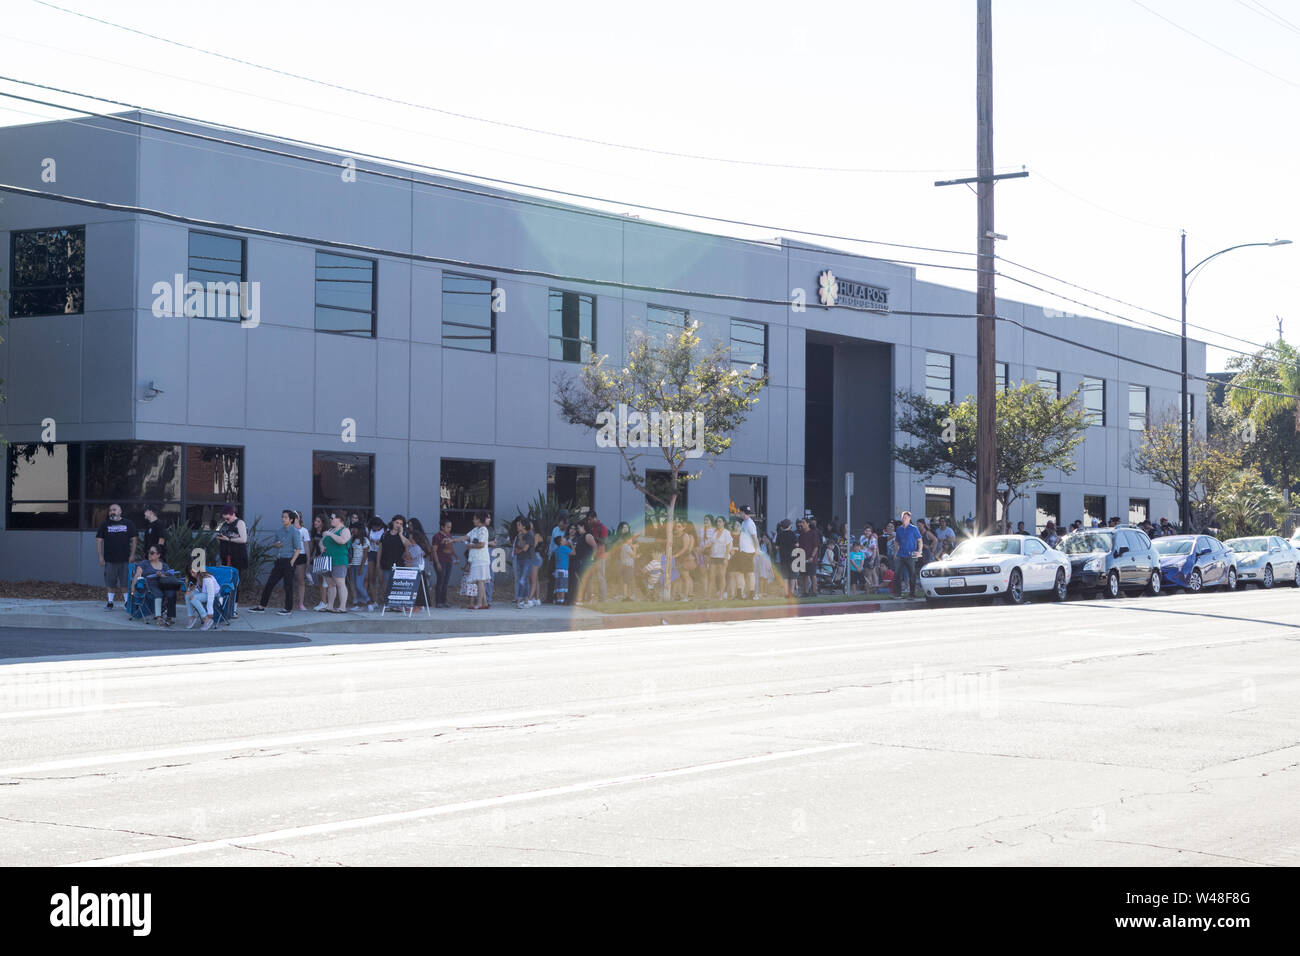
[25,0,974,176]
[1234,0,1300,37]
[5,80,1293,372]
[6,178,1291,404]
[1131,0,1300,92]
[0,77,983,263]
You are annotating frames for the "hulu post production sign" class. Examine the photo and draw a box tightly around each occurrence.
[817,270,890,311]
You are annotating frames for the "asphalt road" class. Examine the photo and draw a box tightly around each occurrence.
[2,587,1298,866]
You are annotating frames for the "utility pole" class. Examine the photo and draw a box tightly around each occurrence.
[975,0,996,535]
[936,1,1025,534]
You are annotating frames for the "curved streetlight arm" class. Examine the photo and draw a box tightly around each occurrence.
[1186,239,1292,282]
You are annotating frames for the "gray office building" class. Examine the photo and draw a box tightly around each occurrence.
[0,112,1204,584]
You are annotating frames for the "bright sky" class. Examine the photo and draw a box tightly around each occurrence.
[2,0,1296,373]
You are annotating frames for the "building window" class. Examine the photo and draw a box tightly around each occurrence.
[926,352,954,404]
[1129,385,1149,431]
[547,464,594,517]
[729,474,768,531]
[442,274,496,352]
[925,486,954,524]
[1037,369,1061,397]
[312,452,374,520]
[1081,376,1105,426]
[548,290,595,363]
[5,442,81,529]
[83,442,182,530]
[1036,492,1061,534]
[185,446,244,530]
[440,459,493,534]
[1083,495,1106,528]
[1128,497,1150,525]
[315,252,376,337]
[730,319,768,377]
[995,361,1010,392]
[644,469,687,525]
[187,231,246,322]
[645,305,689,339]
[9,226,85,318]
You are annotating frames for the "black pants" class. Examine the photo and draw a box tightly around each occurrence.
[260,557,295,611]
[146,581,179,619]
[433,562,451,606]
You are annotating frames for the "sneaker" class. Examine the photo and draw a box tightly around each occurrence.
[277,609,292,616]
[105,602,114,610]
[249,606,266,612]
[187,617,200,629]
[231,612,240,620]
[201,620,214,631]
[368,604,377,611]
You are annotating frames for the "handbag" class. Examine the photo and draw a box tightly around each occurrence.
[313,554,332,575]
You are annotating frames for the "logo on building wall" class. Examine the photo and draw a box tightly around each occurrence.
[817,270,889,311]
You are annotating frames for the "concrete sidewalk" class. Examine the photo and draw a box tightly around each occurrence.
[0,594,922,637]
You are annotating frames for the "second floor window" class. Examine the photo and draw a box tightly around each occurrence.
[730,318,768,376]
[1037,368,1061,397]
[1129,385,1149,431]
[549,290,595,362]
[315,252,376,337]
[188,232,246,322]
[442,274,496,352]
[9,226,85,318]
[1081,376,1105,426]
[926,352,954,404]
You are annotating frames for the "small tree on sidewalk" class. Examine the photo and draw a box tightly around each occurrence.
[554,321,764,599]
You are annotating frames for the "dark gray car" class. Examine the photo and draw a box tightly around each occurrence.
[1058,526,1163,598]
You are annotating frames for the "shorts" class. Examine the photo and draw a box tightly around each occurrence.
[104,561,128,589]
[330,565,347,579]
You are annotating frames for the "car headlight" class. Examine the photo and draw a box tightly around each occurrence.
[1083,557,1102,573]
[987,565,1001,574]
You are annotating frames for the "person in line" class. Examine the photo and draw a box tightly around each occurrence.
[617,524,638,600]
[527,519,545,607]
[513,517,536,609]
[131,545,181,626]
[430,517,457,609]
[552,533,572,605]
[406,517,433,607]
[308,514,329,610]
[708,515,732,599]
[320,511,352,612]
[96,502,137,610]
[894,511,923,599]
[796,517,821,598]
[588,510,609,603]
[570,519,597,605]
[736,505,759,600]
[377,514,411,604]
[141,506,169,557]
[755,533,775,598]
[935,517,956,556]
[774,519,797,598]
[347,523,371,610]
[185,565,220,631]
[673,520,697,602]
[464,511,492,609]
[292,511,311,611]
[216,505,248,618]
[250,509,302,615]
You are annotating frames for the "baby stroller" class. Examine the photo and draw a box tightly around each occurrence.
[815,542,847,593]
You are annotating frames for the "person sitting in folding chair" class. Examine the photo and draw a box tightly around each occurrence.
[131,547,182,626]
[184,566,220,631]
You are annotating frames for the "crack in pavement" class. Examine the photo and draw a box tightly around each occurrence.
[1094,838,1275,867]
[225,842,349,867]
[0,814,193,844]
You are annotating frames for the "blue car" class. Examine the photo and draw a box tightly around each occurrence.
[1152,534,1237,592]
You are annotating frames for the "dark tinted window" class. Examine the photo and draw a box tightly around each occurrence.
[548,290,595,363]
[313,452,374,517]
[440,459,493,533]
[188,232,246,321]
[547,464,593,516]
[442,275,495,352]
[9,226,86,317]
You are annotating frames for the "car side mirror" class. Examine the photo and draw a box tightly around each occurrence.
[1114,546,1128,557]
[1197,548,1210,556]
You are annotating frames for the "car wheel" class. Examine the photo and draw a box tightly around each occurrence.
[1291,566,1300,587]
[1052,568,1068,602]
[1261,565,1274,589]
[1004,568,1025,605]
[1146,571,1161,596]
[1227,567,1237,591]
[1188,569,1202,593]
[1103,570,1121,599]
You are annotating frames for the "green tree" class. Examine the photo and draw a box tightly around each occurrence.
[1213,470,1288,538]
[892,381,1089,530]
[1220,339,1300,503]
[554,321,764,598]
[1127,406,1243,530]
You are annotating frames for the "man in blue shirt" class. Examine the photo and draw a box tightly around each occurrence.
[893,511,923,599]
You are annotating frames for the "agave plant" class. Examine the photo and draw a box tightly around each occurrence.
[517,490,574,558]
[1213,471,1288,539]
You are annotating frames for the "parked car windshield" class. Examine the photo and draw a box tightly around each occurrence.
[1154,538,1194,556]
[1226,537,1269,553]
[1059,533,1111,555]
[951,538,1022,558]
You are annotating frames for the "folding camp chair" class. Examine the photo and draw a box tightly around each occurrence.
[206,566,239,628]
[124,562,153,622]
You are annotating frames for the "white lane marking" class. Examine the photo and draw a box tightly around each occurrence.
[0,701,171,720]
[0,709,560,777]
[64,742,861,866]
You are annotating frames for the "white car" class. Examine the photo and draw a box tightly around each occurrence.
[1225,535,1300,589]
[918,534,1071,605]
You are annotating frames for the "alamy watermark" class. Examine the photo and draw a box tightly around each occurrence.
[595,404,706,458]
[151,274,260,327]
[890,664,1000,718]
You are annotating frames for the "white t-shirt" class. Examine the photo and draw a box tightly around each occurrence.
[738,516,758,554]
[467,526,490,565]
[710,529,731,559]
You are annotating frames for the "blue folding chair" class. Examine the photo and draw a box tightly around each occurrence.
[124,562,153,622]
[206,566,239,628]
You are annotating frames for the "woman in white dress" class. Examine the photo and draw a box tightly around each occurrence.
[464,511,492,609]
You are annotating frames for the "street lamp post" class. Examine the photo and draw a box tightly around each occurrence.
[1179,233,1291,533]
